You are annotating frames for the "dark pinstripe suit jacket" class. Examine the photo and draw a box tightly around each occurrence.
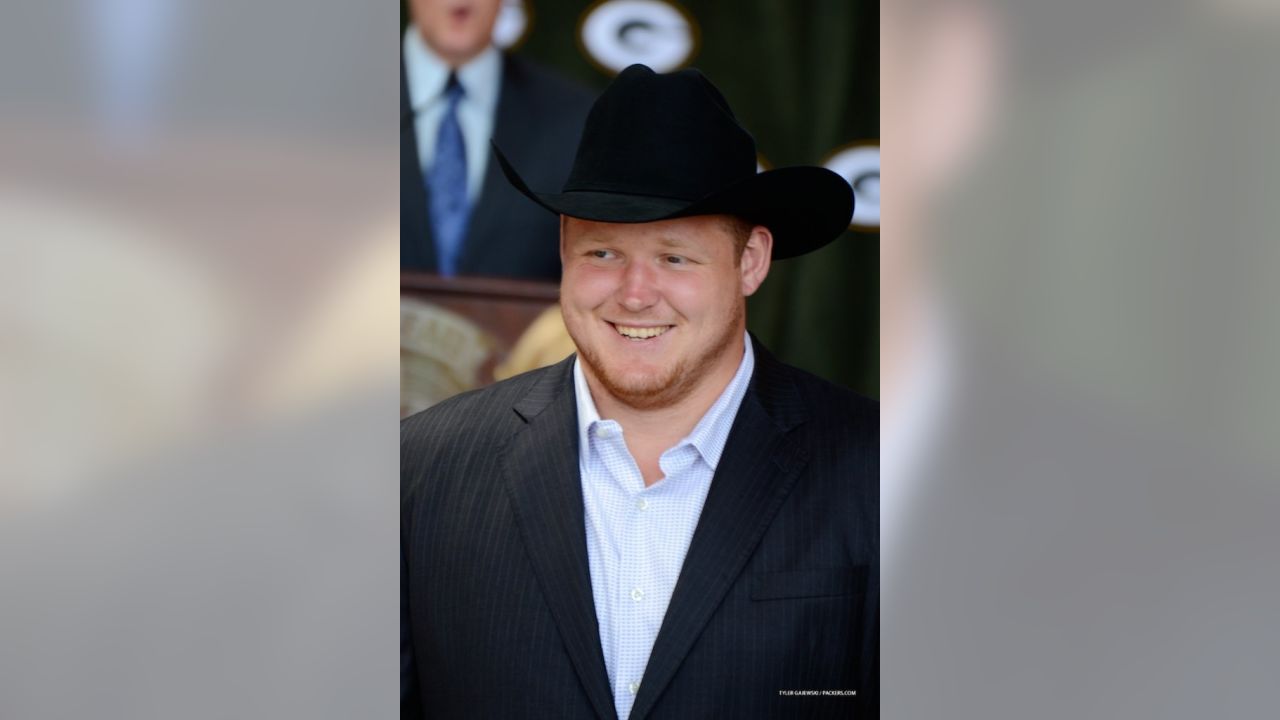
[402,338,878,719]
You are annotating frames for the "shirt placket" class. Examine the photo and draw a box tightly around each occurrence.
[604,428,647,717]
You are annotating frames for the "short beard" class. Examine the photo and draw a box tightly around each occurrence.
[577,302,744,411]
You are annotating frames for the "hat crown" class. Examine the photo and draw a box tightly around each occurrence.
[564,65,757,201]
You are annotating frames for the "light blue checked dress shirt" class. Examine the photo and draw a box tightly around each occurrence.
[574,333,755,720]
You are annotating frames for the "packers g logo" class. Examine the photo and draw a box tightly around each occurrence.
[823,142,881,230]
[493,0,530,50]
[578,0,699,75]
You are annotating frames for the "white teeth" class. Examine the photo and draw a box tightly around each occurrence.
[614,325,670,339]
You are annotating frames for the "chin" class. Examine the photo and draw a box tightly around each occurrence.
[613,369,670,394]
[607,382,681,411]
[581,349,671,404]
[603,364,690,409]
[599,359,663,389]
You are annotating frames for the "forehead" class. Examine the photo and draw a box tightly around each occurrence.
[563,215,734,247]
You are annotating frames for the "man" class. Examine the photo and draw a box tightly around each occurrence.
[401,0,593,279]
[402,65,878,719]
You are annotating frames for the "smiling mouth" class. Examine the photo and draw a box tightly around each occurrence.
[612,323,673,341]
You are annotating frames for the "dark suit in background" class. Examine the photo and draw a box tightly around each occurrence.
[401,54,593,280]
[401,338,878,719]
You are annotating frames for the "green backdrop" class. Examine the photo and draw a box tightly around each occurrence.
[403,0,879,397]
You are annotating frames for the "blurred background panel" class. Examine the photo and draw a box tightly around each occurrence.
[882,1,1280,717]
[0,2,398,718]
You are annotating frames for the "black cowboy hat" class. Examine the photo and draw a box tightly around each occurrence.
[494,64,853,259]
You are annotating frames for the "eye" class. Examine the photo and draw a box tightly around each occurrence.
[589,249,616,260]
[663,255,687,265]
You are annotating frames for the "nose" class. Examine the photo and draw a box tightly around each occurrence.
[617,259,659,312]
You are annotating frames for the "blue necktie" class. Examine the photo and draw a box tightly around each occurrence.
[427,73,469,276]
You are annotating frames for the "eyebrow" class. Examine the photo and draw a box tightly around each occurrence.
[655,235,698,249]
[658,237,718,258]
[567,232,702,251]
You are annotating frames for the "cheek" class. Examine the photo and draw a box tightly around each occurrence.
[479,5,503,33]
[562,267,616,312]
[463,19,489,43]
[664,276,737,321]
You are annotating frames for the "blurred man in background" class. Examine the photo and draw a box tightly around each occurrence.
[401,0,593,279]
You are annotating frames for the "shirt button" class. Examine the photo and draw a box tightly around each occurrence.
[595,425,614,438]
[637,498,649,511]
[631,587,644,601]
[629,681,640,695]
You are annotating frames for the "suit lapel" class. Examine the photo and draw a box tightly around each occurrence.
[630,340,811,720]
[502,357,615,720]
[459,54,532,274]
[401,55,437,272]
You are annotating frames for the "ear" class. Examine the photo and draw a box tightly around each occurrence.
[740,225,773,297]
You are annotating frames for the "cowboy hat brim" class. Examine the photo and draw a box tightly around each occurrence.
[494,144,853,260]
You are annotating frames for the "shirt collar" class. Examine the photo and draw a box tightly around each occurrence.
[402,24,501,114]
[573,332,755,471]
[574,355,601,460]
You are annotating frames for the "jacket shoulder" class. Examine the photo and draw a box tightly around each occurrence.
[401,360,562,450]
[778,362,879,440]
